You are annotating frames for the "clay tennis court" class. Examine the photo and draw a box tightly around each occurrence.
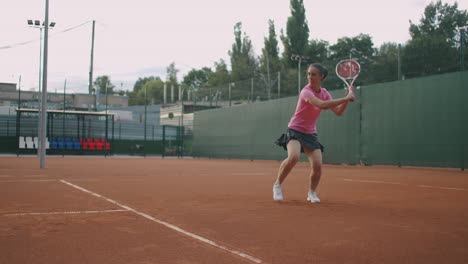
[1,156,467,264]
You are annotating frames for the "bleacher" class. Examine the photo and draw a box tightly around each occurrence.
[17,136,111,155]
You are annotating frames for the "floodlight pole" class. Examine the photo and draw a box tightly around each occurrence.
[89,20,95,94]
[291,54,309,95]
[39,0,50,168]
[105,81,109,140]
[144,85,147,141]
[27,19,55,157]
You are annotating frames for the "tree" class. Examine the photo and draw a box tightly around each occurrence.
[305,39,329,63]
[129,76,160,105]
[202,60,230,103]
[403,1,468,77]
[182,67,212,90]
[94,75,115,94]
[409,1,468,48]
[129,77,165,105]
[166,62,180,102]
[229,22,257,82]
[182,67,211,101]
[207,59,230,88]
[328,34,376,89]
[133,76,159,94]
[228,22,258,100]
[260,19,281,74]
[281,0,309,68]
[403,34,457,78]
[260,19,281,99]
[370,42,400,83]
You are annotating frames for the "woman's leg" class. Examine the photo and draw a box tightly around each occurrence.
[274,140,301,185]
[304,147,323,192]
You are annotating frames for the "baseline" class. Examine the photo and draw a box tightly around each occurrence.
[59,180,264,264]
[344,178,466,191]
[4,209,128,216]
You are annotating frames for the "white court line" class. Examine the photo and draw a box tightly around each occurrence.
[0,175,13,177]
[418,185,466,191]
[344,179,405,185]
[231,173,266,176]
[0,179,56,183]
[344,179,466,191]
[67,179,145,182]
[59,180,263,264]
[4,209,128,216]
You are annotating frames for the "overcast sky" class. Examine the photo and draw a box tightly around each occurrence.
[1,0,466,94]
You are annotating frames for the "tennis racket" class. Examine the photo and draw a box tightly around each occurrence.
[336,59,360,102]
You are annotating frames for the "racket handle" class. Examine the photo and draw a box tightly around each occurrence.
[346,87,355,102]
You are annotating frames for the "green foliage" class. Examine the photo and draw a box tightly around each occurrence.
[404,0,467,78]
[403,34,458,78]
[259,20,282,99]
[129,78,165,106]
[129,76,161,106]
[409,1,468,47]
[369,42,400,83]
[326,34,376,90]
[133,76,159,94]
[165,62,180,101]
[124,0,467,105]
[305,39,329,63]
[260,20,281,74]
[282,0,309,68]
[229,22,258,82]
[182,67,212,90]
[207,60,230,87]
[94,75,115,94]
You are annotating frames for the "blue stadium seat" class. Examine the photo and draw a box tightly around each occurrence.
[58,141,65,149]
[73,142,81,150]
[66,141,74,150]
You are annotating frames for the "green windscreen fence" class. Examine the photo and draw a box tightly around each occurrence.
[192,71,467,169]
[361,71,467,168]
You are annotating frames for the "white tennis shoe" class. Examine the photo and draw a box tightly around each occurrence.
[307,190,320,203]
[273,184,283,201]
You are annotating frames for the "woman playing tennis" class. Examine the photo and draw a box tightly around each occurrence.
[273,63,355,203]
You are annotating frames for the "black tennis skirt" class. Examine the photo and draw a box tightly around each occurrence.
[275,128,324,153]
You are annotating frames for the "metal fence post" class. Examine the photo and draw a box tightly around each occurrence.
[229,83,232,107]
[162,125,166,158]
[278,71,281,99]
[251,78,254,103]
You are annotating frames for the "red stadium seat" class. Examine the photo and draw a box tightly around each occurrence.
[82,142,89,150]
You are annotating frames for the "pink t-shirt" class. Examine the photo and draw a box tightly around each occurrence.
[288,85,332,134]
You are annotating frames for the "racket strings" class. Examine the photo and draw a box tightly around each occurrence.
[337,63,359,79]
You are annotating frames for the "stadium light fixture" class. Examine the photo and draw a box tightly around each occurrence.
[291,54,310,95]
